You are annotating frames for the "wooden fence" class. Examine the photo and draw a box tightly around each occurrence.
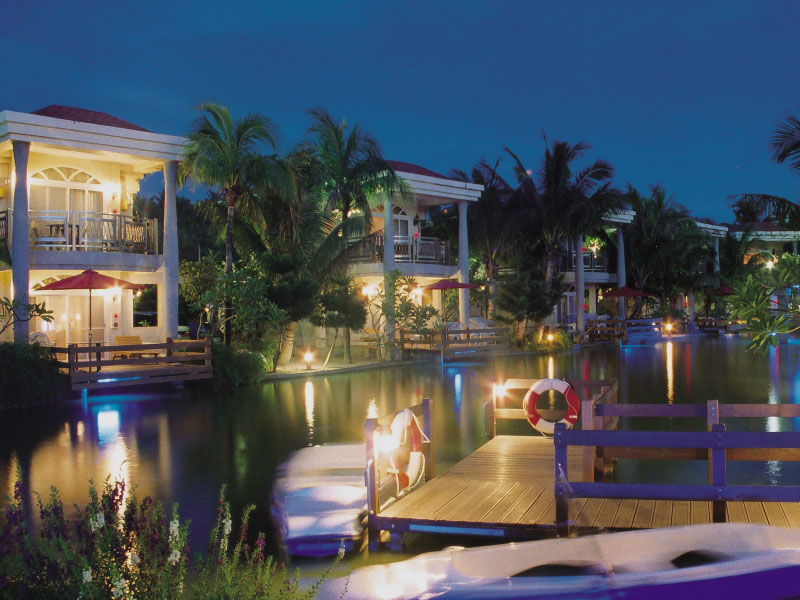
[554,397,800,536]
[53,337,212,391]
[399,327,510,361]
[585,318,663,343]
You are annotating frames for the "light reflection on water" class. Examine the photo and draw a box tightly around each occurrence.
[1,337,800,555]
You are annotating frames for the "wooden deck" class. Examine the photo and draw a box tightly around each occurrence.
[376,434,800,539]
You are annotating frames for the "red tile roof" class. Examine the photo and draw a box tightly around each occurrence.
[31,105,149,132]
[387,160,452,181]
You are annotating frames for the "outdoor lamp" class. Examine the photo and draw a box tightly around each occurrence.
[304,351,314,370]
[665,322,673,336]
[547,333,555,342]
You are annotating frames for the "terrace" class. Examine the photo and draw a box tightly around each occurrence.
[347,230,451,265]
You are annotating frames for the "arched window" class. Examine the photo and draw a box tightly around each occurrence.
[29,167,104,213]
[393,206,411,238]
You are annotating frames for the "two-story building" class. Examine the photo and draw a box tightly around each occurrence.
[347,161,483,329]
[0,106,184,346]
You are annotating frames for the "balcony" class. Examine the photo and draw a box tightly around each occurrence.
[560,249,610,273]
[347,231,451,265]
[0,210,158,254]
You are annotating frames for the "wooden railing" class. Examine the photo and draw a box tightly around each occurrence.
[53,337,212,391]
[585,318,663,343]
[365,397,434,549]
[346,231,451,265]
[398,327,511,360]
[554,398,800,536]
[695,316,727,330]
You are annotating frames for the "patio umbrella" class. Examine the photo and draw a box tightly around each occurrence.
[423,279,477,290]
[603,286,652,298]
[712,284,735,296]
[35,269,149,345]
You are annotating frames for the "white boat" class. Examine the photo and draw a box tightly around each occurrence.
[318,524,800,599]
[272,410,428,558]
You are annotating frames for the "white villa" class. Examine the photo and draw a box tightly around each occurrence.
[347,161,483,327]
[0,106,185,346]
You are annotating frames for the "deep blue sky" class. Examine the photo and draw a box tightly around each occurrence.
[4,1,800,223]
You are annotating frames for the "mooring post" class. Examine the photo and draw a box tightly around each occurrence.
[581,395,596,482]
[365,417,380,550]
[422,397,435,480]
[554,423,570,537]
[711,422,727,523]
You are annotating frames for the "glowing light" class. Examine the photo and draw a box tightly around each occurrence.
[666,341,674,404]
[97,410,120,444]
[411,287,423,300]
[766,259,776,270]
[377,432,398,455]
[492,382,507,399]
[108,286,122,302]
[548,356,555,380]
[546,333,555,342]
[367,399,378,420]
[362,284,378,298]
[304,381,315,436]
[303,352,313,370]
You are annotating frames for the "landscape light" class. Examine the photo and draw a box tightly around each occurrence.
[547,333,555,342]
[304,351,313,370]
[665,323,673,336]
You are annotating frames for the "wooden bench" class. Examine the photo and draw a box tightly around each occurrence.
[112,335,161,359]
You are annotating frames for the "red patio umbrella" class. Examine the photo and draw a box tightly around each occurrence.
[603,286,652,298]
[712,285,735,296]
[423,279,477,290]
[35,269,149,345]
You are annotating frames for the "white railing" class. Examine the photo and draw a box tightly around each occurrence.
[0,210,158,254]
[347,231,450,265]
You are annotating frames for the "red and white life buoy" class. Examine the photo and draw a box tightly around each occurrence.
[522,378,580,435]
[388,409,429,496]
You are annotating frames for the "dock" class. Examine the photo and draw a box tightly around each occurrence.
[366,380,800,546]
[53,338,213,392]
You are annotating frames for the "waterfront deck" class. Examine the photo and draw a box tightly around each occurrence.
[367,380,800,545]
[377,434,800,539]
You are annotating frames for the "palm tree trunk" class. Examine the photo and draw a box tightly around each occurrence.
[343,328,352,364]
[534,249,559,341]
[323,328,339,368]
[224,192,236,345]
[487,258,497,322]
[277,321,296,366]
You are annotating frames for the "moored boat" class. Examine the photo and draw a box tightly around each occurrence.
[318,523,800,599]
[272,409,428,557]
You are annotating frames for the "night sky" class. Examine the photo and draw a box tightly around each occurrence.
[4,1,800,223]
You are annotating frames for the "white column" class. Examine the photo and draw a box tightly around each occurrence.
[687,290,696,323]
[575,237,585,334]
[163,161,179,339]
[11,141,30,344]
[616,226,626,319]
[383,196,395,346]
[458,201,469,327]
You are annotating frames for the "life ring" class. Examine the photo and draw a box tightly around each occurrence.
[522,378,580,435]
[387,409,429,496]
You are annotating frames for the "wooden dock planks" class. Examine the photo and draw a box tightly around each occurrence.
[378,435,800,538]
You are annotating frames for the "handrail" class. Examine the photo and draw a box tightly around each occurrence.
[347,231,451,265]
[14,209,159,253]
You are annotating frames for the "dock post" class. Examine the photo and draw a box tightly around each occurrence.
[365,417,380,550]
[581,395,596,482]
[422,397,435,480]
[554,423,570,537]
[711,423,727,523]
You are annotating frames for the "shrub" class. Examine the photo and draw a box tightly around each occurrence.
[515,329,573,352]
[210,344,270,387]
[0,477,328,599]
[0,342,67,407]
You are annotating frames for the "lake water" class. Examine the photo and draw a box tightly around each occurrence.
[3,335,800,565]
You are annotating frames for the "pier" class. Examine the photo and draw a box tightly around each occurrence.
[366,379,800,547]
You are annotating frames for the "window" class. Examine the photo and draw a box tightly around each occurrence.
[29,168,104,213]
[393,206,411,237]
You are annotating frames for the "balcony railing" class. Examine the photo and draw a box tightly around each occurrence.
[0,210,158,254]
[560,250,609,273]
[347,230,451,265]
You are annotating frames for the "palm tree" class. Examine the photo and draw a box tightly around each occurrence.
[728,193,800,228]
[623,185,713,314]
[504,139,623,338]
[452,159,520,321]
[771,114,800,173]
[305,109,408,363]
[180,103,290,344]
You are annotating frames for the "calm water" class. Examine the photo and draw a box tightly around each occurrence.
[2,336,800,561]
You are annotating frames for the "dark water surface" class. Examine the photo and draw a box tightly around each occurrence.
[2,336,800,563]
